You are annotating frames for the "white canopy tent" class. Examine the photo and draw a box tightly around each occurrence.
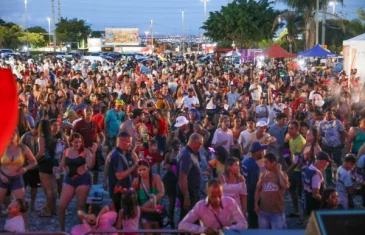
[343,33,365,83]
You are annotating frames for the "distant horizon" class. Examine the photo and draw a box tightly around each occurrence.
[1,0,363,35]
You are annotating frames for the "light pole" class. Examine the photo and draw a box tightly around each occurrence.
[24,0,29,51]
[145,31,149,48]
[329,1,337,15]
[201,0,208,22]
[315,0,319,45]
[47,18,51,50]
[181,10,185,53]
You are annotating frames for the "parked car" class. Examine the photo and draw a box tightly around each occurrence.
[56,52,73,59]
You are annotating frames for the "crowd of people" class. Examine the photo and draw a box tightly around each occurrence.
[0,52,365,234]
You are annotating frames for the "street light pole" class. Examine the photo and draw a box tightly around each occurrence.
[47,18,51,50]
[24,0,29,51]
[145,31,149,48]
[181,10,185,53]
[329,1,337,15]
[202,0,208,22]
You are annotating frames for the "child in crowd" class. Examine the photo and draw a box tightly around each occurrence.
[3,199,27,233]
[70,205,117,235]
[116,188,140,235]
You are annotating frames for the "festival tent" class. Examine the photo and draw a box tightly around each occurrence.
[343,33,365,82]
[225,50,241,57]
[298,44,336,57]
[264,44,295,58]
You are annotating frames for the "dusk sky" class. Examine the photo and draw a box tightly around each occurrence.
[1,0,364,35]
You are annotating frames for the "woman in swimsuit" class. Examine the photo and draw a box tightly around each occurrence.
[0,130,37,229]
[58,132,98,231]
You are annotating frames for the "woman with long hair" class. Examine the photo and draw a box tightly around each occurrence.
[58,132,97,231]
[230,116,245,160]
[0,131,37,229]
[17,108,31,137]
[302,127,322,166]
[35,119,58,217]
[132,159,165,233]
[153,109,169,153]
[218,157,247,215]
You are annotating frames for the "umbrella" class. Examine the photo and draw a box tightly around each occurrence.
[225,50,241,57]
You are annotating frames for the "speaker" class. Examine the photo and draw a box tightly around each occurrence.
[305,210,365,235]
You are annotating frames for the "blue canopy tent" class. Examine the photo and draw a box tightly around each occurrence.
[298,44,337,57]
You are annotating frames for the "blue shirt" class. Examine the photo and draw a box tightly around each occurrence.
[241,158,259,201]
[108,147,133,197]
[67,103,87,112]
[105,109,125,137]
[177,146,202,195]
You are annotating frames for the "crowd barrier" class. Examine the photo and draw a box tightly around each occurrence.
[0,232,70,235]
[85,229,182,234]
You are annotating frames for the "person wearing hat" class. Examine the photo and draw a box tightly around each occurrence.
[173,116,194,146]
[118,108,144,151]
[63,109,82,128]
[180,87,200,110]
[242,142,268,228]
[302,151,331,216]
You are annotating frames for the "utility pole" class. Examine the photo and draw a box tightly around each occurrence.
[181,10,185,53]
[202,0,208,22]
[58,0,61,22]
[47,18,51,50]
[150,20,153,53]
[52,0,57,52]
[315,0,319,45]
[322,5,327,46]
[24,0,29,51]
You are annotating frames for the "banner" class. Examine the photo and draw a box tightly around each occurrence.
[105,28,139,45]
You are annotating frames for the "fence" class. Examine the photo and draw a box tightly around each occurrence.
[0,232,70,235]
[85,229,182,234]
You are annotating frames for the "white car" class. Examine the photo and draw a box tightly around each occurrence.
[0,49,19,56]
[56,52,73,59]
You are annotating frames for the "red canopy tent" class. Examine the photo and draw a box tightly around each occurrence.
[264,44,295,58]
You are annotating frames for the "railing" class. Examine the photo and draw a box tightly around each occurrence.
[0,232,70,235]
[85,229,182,234]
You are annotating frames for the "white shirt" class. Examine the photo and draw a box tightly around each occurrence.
[249,84,262,101]
[212,128,234,152]
[255,105,269,123]
[4,215,25,232]
[181,96,200,109]
[35,78,48,88]
[178,196,247,234]
[238,130,255,150]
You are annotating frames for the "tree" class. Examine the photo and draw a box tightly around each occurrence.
[278,0,343,49]
[0,24,22,49]
[272,11,304,52]
[201,0,281,48]
[19,32,46,48]
[356,8,365,21]
[55,17,91,43]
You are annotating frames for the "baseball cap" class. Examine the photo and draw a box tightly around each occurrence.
[250,142,268,153]
[256,120,267,127]
[63,110,76,118]
[174,116,189,128]
[316,151,332,162]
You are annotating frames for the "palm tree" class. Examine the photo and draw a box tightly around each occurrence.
[272,11,304,52]
[277,0,343,49]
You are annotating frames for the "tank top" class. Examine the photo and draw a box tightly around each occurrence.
[259,171,285,213]
[221,175,247,209]
[1,147,25,167]
[65,149,86,177]
[353,128,365,153]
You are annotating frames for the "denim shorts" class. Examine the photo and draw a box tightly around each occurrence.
[0,173,24,191]
[258,211,287,229]
[64,171,92,188]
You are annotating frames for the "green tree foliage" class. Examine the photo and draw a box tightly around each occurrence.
[201,0,281,48]
[356,8,365,21]
[55,17,91,43]
[19,32,46,48]
[0,22,22,49]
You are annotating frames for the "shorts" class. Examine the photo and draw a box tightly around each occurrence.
[141,212,161,223]
[64,171,92,188]
[23,168,41,188]
[38,157,58,175]
[0,173,24,191]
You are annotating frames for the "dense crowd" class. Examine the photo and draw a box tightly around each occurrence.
[0,53,365,234]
